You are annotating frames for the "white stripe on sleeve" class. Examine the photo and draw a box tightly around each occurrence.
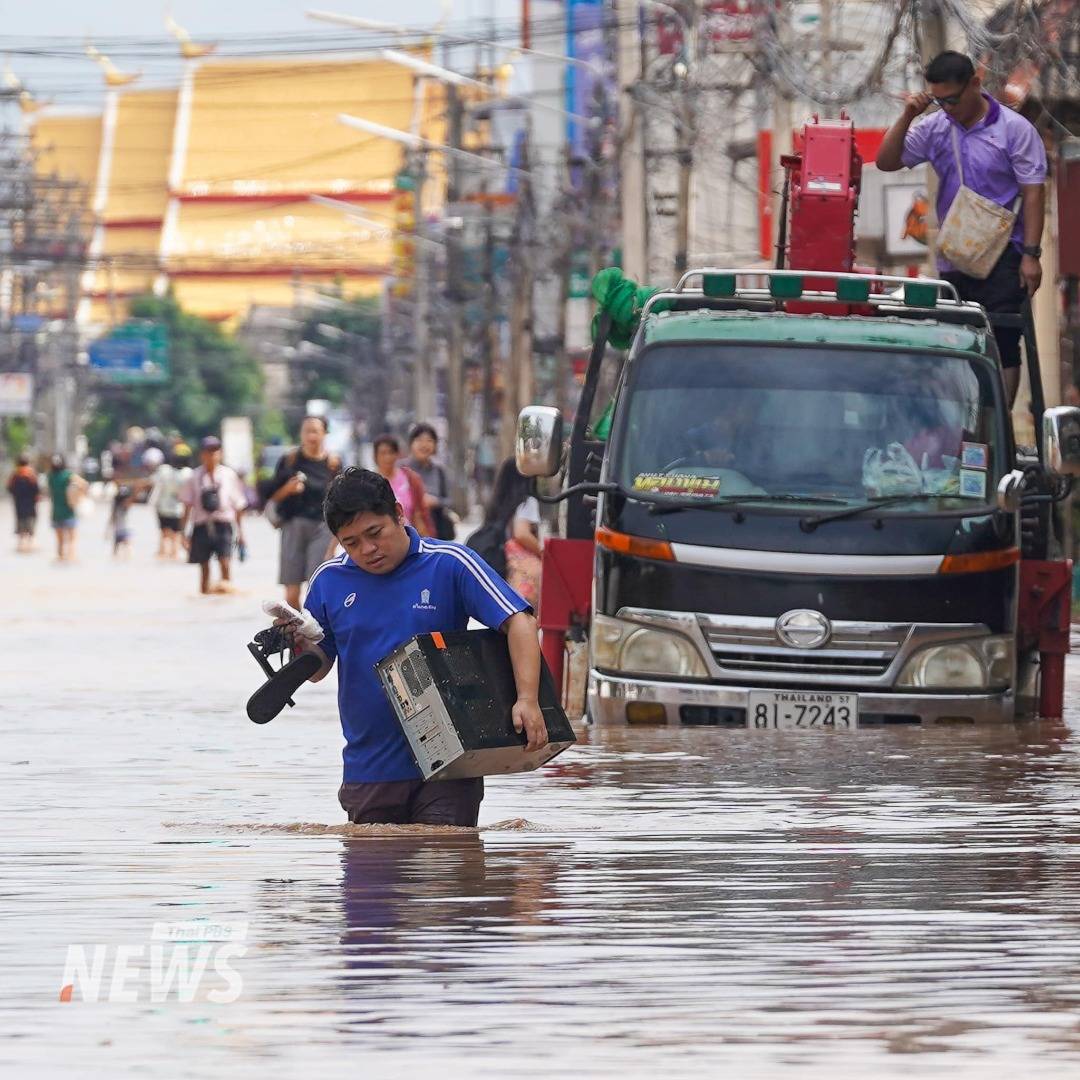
[306,551,348,591]
[419,540,518,619]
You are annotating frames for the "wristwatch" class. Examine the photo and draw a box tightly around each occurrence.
[1021,245,1042,258]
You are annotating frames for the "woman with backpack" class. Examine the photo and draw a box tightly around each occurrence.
[467,457,542,605]
[267,415,343,608]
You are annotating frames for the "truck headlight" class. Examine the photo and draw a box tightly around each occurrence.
[896,636,1012,691]
[591,614,709,679]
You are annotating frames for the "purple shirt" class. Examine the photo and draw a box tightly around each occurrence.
[901,94,1047,271]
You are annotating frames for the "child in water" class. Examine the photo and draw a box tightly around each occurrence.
[109,485,134,558]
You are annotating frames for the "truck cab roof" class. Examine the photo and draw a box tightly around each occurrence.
[634,268,996,361]
[642,309,991,357]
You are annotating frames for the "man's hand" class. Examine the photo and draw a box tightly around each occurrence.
[902,90,933,118]
[1020,254,1042,295]
[512,696,548,753]
[276,475,305,499]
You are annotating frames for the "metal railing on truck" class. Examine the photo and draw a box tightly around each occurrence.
[637,267,992,335]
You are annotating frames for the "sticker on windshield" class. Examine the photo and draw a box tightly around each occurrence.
[959,468,987,499]
[633,473,722,498]
[961,442,988,470]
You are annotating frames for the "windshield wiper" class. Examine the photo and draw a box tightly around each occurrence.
[800,493,941,531]
[646,493,848,516]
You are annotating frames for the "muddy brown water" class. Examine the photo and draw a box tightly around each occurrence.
[4,503,1080,1078]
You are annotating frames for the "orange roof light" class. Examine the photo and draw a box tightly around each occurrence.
[939,548,1020,575]
[595,527,674,562]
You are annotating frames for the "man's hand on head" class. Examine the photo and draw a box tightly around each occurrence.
[902,90,933,118]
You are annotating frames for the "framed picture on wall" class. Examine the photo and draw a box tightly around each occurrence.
[883,181,933,259]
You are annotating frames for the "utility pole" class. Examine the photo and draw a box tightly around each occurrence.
[501,121,534,464]
[915,0,947,271]
[673,0,702,276]
[410,146,435,424]
[443,83,470,515]
[771,0,794,260]
[617,0,649,280]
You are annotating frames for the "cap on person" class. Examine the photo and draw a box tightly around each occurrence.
[201,436,222,451]
[142,446,165,469]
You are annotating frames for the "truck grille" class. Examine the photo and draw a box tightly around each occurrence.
[698,616,907,681]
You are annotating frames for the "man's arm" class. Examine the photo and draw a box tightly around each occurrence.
[298,641,334,683]
[1019,183,1045,295]
[875,92,932,172]
[502,611,548,752]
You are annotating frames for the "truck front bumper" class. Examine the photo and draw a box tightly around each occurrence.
[588,671,1015,726]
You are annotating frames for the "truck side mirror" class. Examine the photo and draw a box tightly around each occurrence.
[516,405,563,478]
[996,469,1024,513]
[1043,406,1080,477]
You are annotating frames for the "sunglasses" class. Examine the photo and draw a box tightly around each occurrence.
[932,80,970,107]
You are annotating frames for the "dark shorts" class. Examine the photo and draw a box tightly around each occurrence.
[943,246,1025,369]
[188,522,234,564]
[338,777,484,826]
[158,513,181,532]
[15,514,36,536]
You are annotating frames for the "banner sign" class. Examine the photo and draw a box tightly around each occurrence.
[656,0,759,55]
[0,372,33,416]
[89,322,169,384]
[565,0,613,184]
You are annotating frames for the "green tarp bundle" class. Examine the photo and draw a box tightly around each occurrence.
[590,267,666,350]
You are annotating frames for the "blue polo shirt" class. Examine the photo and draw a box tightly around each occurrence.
[304,527,530,783]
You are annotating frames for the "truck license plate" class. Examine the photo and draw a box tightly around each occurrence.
[747,691,858,730]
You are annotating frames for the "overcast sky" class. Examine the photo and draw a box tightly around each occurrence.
[2,0,521,109]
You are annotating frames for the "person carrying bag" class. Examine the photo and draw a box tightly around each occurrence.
[935,125,1021,280]
[874,49,1047,406]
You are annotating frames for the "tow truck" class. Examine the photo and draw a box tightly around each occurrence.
[516,114,1080,728]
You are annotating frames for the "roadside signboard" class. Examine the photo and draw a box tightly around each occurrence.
[88,322,169,384]
[0,372,33,416]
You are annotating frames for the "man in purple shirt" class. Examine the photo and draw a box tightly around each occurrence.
[877,51,1047,404]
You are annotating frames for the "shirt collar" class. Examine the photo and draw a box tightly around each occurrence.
[947,92,1000,131]
[405,525,421,557]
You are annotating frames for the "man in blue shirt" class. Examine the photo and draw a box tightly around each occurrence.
[292,467,547,826]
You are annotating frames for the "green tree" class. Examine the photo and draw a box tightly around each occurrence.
[295,294,382,420]
[84,293,264,452]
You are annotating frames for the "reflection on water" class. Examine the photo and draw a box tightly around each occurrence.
[5,510,1080,1076]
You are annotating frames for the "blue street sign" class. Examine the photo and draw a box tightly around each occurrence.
[88,322,169,384]
[12,314,44,333]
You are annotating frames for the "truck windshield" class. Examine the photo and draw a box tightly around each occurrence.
[614,344,1003,510]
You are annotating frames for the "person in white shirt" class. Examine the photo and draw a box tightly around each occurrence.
[179,436,247,594]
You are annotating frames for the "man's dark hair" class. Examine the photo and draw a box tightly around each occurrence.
[925,51,975,85]
[324,467,397,533]
[302,414,329,433]
[408,422,438,444]
[372,432,400,456]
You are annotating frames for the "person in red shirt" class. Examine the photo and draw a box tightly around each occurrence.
[7,455,40,554]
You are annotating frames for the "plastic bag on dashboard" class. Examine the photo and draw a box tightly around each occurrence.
[862,443,923,497]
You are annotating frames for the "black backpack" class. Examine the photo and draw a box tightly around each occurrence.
[465,522,507,577]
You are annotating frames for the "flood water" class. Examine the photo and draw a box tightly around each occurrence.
[5,501,1080,1078]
